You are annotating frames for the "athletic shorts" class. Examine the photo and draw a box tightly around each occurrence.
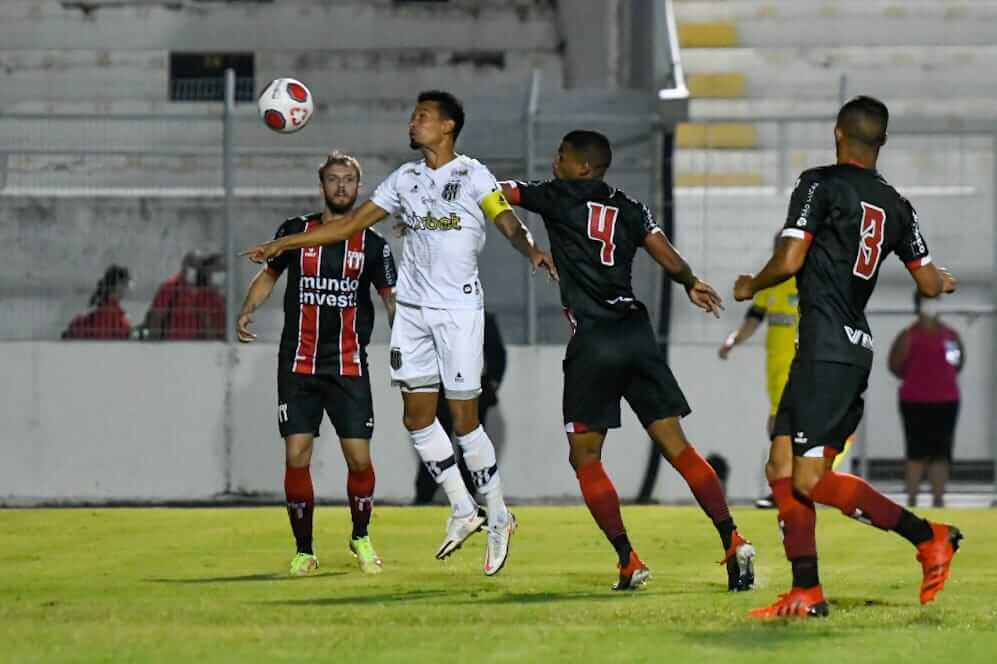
[563,308,691,432]
[772,359,868,457]
[900,400,959,461]
[389,303,483,400]
[277,367,374,440]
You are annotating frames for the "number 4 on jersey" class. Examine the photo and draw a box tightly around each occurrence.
[586,202,619,266]
[853,201,886,280]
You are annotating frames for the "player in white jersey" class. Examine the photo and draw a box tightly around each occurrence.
[243,90,557,576]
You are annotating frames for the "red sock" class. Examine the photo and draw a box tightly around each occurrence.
[810,471,901,531]
[284,465,315,554]
[672,446,732,527]
[771,477,817,559]
[576,460,626,540]
[347,465,376,540]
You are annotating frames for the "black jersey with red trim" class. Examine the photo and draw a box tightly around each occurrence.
[505,179,661,322]
[265,213,397,376]
[780,163,931,368]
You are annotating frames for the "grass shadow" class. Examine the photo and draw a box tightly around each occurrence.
[679,624,848,651]
[148,571,347,584]
[267,589,449,606]
[452,590,647,605]
[828,596,904,610]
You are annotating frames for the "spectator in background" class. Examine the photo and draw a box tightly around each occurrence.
[888,291,964,508]
[62,265,132,340]
[414,311,507,505]
[140,251,226,340]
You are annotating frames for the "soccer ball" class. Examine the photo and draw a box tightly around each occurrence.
[258,78,314,134]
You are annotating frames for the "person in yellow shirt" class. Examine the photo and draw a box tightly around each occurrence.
[719,278,799,508]
[720,274,854,507]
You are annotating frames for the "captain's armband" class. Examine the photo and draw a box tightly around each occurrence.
[481,190,513,222]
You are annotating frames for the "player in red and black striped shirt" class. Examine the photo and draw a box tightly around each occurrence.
[237,152,396,576]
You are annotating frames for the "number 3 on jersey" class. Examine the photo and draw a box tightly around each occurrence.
[853,201,886,280]
[586,202,619,266]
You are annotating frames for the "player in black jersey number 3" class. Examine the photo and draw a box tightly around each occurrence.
[502,131,755,591]
[736,97,961,618]
[236,152,397,576]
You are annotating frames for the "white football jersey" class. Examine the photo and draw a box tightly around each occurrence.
[371,154,499,310]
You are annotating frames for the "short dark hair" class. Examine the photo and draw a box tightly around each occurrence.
[562,130,613,174]
[836,95,889,148]
[91,264,130,307]
[417,90,465,140]
[318,150,362,181]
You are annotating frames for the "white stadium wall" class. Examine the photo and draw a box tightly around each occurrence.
[1,339,991,505]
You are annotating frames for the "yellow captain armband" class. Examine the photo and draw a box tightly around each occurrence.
[481,190,513,222]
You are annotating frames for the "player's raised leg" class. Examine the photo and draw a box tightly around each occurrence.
[438,306,515,575]
[647,417,755,591]
[285,433,320,576]
[796,453,962,605]
[391,303,484,560]
[403,391,484,560]
[568,428,649,590]
[341,438,382,574]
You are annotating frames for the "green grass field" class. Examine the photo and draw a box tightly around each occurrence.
[2,506,995,663]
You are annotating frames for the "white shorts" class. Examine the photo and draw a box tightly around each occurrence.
[389,303,483,400]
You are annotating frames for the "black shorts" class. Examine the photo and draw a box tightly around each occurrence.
[277,367,375,440]
[900,400,959,461]
[772,360,869,457]
[563,308,691,431]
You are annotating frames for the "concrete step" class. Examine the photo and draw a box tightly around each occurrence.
[677,21,738,48]
[676,122,757,149]
[674,147,994,190]
[681,47,997,99]
[674,0,997,46]
[0,49,562,103]
[0,102,529,160]
[686,72,747,98]
[688,96,997,119]
[0,0,558,50]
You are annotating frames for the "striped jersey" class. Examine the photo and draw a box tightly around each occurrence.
[265,213,397,376]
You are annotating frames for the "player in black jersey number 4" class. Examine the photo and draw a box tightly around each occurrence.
[502,131,755,592]
[236,152,397,576]
[735,97,961,618]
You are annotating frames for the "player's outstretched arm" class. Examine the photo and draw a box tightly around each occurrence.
[236,268,278,342]
[734,237,809,302]
[909,262,956,298]
[491,209,558,280]
[644,229,723,317]
[718,315,762,359]
[241,201,389,263]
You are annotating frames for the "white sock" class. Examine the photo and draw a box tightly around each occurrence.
[456,425,508,527]
[411,419,476,517]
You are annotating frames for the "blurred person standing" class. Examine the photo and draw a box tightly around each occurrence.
[888,292,964,508]
[718,262,798,509]
[140,251,226,340]
[62,265,133,340]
